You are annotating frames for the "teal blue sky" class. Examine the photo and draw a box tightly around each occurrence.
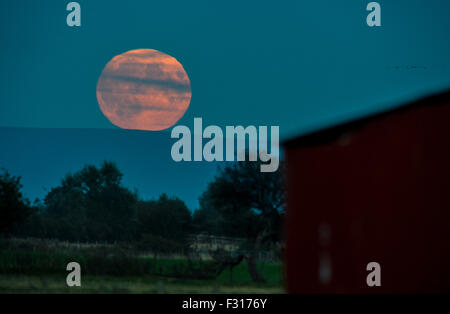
[1,0,449,139]
[1,1,450,209]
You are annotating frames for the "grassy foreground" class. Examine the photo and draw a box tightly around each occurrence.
[0,238,284,293]
[0,262,284,294]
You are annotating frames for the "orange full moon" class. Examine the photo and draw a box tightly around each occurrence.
[96,49,192,131]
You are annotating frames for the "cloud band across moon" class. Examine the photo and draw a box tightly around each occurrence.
[96,49,192,131]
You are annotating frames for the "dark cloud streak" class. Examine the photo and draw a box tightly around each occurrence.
[100,74,191,94]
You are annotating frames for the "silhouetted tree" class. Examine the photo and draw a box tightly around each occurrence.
[0,170,30,235]
[135,194,192,247]
[43,161,137,242]
[193,194,259,238]
[197,159,285,283]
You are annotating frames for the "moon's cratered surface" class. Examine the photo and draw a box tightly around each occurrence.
[96,49,191,131]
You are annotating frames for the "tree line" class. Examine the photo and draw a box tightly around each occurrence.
[0,159,285,258]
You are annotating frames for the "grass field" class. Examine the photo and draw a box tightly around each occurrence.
[0,268,284,294]
[0,238,284,293]
[0,262,284,293]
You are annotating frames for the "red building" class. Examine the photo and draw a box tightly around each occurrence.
[284,90,450,293]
